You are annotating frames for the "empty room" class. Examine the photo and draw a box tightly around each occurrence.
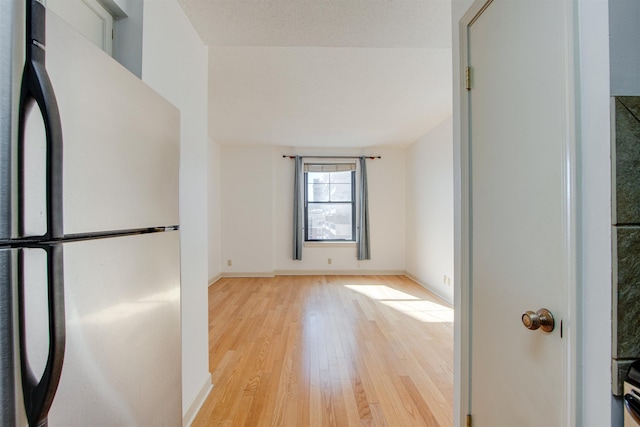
[196,0,455,424]
[1,0,618,425]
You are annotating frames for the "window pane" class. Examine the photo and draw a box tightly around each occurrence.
[331,183,352,201]
[307,172,330,202]
[308,182,329,202]
[331,171,352,184]
[307,203,353,240]
[306,171,352,202]
[307,172,329,184]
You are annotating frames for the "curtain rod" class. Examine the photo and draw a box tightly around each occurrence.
[282,155,381,160]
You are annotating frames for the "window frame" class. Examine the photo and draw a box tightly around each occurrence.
[303,165,356,242]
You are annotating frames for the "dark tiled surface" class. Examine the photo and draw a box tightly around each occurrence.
[613,97,640,397]
[619,96,640,121]
[616,227,640,358]
[615,98,640,224]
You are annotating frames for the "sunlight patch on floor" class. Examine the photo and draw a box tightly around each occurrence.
[381,300,453,323]
[344,284,419,300]
[344,284,453,323]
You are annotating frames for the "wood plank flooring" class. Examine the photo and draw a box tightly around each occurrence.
[192,275,453,427]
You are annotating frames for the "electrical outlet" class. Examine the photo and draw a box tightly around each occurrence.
[328,258,332,265]
[227,259,232,267]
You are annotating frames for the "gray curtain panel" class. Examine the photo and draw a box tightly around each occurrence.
[357,156,371,260]
[293,156,304,260]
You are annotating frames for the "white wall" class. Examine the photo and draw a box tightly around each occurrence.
[221,145,275,274]
[140,1,211,423]
[609,0,640,95]
[208,138,222,283]
[451,0,613,425]
[405,117,454,304]
[220,146,406,275]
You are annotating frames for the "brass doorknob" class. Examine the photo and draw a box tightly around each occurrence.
[521,308,554,332]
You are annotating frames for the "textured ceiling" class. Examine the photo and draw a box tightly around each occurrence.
[178,0,450,48]
[178,0,452,147]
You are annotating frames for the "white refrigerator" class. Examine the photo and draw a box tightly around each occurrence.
[1,1,183,426]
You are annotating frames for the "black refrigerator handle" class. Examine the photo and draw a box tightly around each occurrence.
[18,0,64,241]
[17,1,66,426]
[18,245,65,427]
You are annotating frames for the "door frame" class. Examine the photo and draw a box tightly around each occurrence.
[47,0,114,55]
[457,0,578,425]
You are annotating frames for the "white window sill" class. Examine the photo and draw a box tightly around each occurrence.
[304,241,357,248]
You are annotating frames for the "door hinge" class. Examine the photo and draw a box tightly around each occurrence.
[112,29,114,40]
[466,67,472,91]
[467,414,472,427]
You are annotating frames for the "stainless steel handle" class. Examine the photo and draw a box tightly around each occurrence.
[17,2,66,426]
[625,392,640,425]
[522,308,555,332]
[18,244,66,427]
[19,0,64,241]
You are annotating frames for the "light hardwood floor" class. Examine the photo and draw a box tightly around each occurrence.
[192,275,453,427]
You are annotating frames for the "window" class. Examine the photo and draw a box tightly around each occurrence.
[304,163,356,241]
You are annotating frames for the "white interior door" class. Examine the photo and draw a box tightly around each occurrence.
[465,0,575,425]
[46,0,113,55]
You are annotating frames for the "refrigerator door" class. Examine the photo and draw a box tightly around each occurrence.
[1,0,23,423]
[23,231,182,426]
[22,11,180,237]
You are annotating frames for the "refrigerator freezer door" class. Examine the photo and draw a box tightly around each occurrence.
[23,12,180,236]
[41,231,182,426]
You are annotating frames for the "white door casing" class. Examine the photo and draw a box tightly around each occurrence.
[46,0,113,55]
[460,0,577,425]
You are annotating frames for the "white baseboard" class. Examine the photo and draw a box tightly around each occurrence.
[221,271,276,278]
[218,270,405,278]
[404,272,454,306]
[216,272,448,306]
[208,274,222,286]
[274,269,406,276]
[182,373,213,427]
